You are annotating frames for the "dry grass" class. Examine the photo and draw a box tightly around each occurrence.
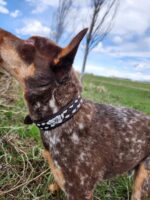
[0,72,18,105]
[0,73,64,199]
[0,133,51,199]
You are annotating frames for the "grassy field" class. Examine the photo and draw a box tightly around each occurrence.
[0,73,150,200]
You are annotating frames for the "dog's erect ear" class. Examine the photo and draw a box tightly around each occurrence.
[54,28,88,66]
[52,28,88,82]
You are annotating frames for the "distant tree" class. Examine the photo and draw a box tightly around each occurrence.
[81,0,119,78]
[52,0,73,43]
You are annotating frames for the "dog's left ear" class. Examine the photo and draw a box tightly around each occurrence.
[52,28,88,82]
[55,28,88,66]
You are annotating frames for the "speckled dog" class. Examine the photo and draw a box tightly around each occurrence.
[0,28,150,200]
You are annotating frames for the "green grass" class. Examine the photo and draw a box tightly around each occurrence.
[83,74,150,115]
[0,74,150,200]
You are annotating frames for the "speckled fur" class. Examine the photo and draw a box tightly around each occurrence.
[0,28,150,200]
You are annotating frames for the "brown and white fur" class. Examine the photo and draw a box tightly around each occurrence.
[0,28,150,200]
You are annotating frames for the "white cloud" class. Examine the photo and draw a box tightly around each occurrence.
[26,0,88,14]
[112,36,123,44]
[96,42,150,59]
[90,0,150,72]
[0,0,6,5]
[112,51,150,58]
[0,1,21,17]
[75,64,150,81]
[112,0,150,37]
[0,0,9,14]
[10,10,21,18]
[16,19,51,37]
[26,0,59,13]
[64,0,150,62]
[94,36,150,59]
[67,7,92,33]
[23,0,150,44]
[0,5,8,13]
[67,1,117,34]
[134,62,150,71]
[105,49,150,59]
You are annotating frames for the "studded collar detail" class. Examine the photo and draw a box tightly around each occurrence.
[33,95,83,131]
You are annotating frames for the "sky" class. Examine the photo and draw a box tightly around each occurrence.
[0,0,150,82]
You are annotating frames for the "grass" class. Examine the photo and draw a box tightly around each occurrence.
[83,74,150,115]
[0,73,150,200]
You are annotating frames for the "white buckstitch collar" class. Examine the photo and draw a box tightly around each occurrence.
[34,95,83,131]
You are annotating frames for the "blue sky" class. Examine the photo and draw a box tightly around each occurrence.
[0,0,150,81]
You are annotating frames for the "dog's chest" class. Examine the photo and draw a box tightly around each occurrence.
[42,124,82,166]
[42,101,95,165]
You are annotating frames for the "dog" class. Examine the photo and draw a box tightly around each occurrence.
[0,28,150,200]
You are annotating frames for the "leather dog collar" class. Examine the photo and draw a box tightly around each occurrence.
[32,95,83,131]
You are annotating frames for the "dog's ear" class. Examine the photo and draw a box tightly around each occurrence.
[52,28,88,82]
[54,28,88,66]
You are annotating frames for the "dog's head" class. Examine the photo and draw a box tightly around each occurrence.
[0,28,88,120]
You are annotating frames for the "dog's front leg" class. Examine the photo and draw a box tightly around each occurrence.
[43,150,65,193]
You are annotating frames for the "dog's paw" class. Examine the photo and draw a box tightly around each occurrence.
[49,183,60,193]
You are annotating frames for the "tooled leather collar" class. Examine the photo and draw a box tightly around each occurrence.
[25,95,83,131]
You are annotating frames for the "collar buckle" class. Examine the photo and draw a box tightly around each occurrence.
[47,115,63,127]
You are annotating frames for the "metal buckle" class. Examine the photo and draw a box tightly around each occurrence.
[47,115,63,127]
